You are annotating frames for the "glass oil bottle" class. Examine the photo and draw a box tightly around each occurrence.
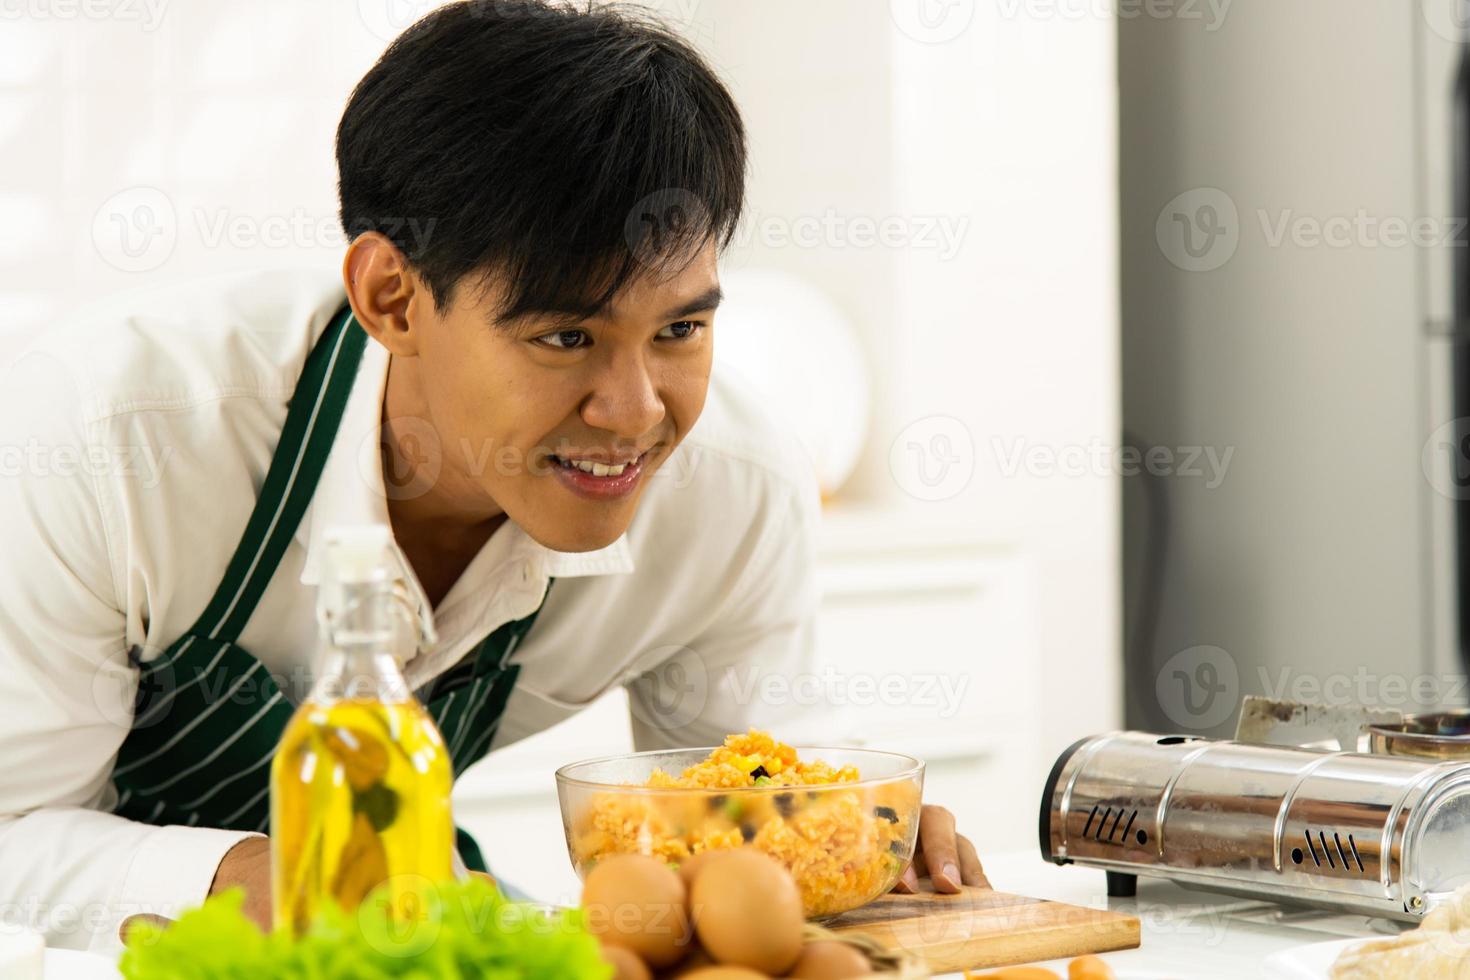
[270,525,453,935]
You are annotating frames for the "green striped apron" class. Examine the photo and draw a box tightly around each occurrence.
[109,305,544,873]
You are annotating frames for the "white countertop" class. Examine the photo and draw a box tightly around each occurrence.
[960,852,1392,979]
[49,851,1394,979]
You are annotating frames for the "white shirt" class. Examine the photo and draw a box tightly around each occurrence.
[0,268,821,955]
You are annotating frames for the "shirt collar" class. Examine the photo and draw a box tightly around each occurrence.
[294,327,635,589]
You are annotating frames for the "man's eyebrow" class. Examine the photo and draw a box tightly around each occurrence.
[660,285,723,321]
[496,284,725,332]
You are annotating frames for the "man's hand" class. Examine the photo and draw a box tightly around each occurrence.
[208,836,273,930]
[118,913,172,946]
[892,804,989,894]
[118,836,272,944]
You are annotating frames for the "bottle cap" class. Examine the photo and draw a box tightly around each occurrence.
[319,524,439,656]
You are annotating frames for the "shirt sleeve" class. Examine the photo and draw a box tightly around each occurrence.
[0,351,260,957]
[627,469,852,750]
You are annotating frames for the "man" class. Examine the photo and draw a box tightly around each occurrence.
[0,0,984,955]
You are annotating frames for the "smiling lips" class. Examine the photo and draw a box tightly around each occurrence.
[549,449,653,500]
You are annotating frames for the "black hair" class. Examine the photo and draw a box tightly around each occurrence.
[335,0,747,323]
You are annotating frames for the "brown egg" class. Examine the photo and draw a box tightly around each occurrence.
[689,850,804,975]
[600,943,654,980]
[657,946,714,979]
[677,969,769,980]
[583,854,694,968]
[677,850,718,889]
[1067,955,1116,980]
[786,941,871,979]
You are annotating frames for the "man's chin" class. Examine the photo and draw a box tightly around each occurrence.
[516,512,632,555]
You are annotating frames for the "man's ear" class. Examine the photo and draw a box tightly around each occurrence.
[342,232,426,357]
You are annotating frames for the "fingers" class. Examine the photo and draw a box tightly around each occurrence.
[892,851,927,893]
[119,913,173,945]
[918,805,962,894]
[958,834,991,889]
[210,836,273,933]
[894,808,985,896]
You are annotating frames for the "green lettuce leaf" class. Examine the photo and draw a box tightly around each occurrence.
[119,877,612,980]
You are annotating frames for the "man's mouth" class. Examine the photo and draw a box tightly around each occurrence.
[548,448,654,500]
[551,452,645,477]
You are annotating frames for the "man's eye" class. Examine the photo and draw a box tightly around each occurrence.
[657,321,704,341]
[534,329,591,350]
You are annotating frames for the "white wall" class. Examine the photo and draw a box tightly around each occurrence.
[0,0,390,326]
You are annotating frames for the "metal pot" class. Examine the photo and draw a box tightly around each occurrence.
[1366,710,1470,760]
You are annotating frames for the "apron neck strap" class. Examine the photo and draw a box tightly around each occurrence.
[185,305,369,643]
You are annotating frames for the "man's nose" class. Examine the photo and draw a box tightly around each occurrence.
[580,353,665,441]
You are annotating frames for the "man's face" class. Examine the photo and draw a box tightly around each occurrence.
[407,244,719,552]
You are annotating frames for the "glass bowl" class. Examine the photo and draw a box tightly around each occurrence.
[554,746,924,918]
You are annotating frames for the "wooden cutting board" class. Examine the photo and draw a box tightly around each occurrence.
[824,884,1140,973]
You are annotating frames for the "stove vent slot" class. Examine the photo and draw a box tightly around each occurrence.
[1296,829,1366,874]
[1081,805,1138,845]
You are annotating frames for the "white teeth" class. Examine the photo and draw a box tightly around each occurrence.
[564,458,629,477]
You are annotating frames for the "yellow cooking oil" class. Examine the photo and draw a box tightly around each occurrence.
[271,697,453,935]
[270,525,456,935]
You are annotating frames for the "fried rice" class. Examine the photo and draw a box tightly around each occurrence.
[567,730,920,916]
